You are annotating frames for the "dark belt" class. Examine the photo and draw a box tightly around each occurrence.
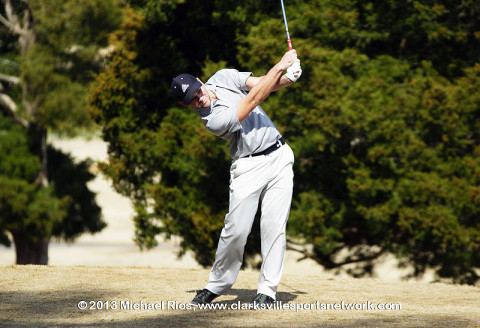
[248,137,285,157]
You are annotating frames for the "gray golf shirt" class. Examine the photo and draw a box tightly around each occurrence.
[194,69,282,160]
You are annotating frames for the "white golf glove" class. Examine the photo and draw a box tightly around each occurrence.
[285,61,302,82]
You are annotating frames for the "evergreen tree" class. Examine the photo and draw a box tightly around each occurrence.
[0,0,121,264]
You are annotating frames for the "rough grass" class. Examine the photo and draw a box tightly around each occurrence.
[0,265,479,328]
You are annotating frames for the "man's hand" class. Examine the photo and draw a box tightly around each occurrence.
[285,61,302,82]
[277,50,298,71]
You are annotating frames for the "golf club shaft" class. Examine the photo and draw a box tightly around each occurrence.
[280,0,293,50]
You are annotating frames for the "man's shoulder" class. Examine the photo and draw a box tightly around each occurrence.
[207,69,239,83]
[207,69,251,91]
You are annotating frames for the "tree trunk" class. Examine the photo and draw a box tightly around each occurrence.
[12,232,49,265]
[28,123,49,187]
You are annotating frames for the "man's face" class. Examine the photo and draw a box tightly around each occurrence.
[188,84,211,109]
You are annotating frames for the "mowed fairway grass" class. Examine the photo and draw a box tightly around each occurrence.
[1,265,479,328]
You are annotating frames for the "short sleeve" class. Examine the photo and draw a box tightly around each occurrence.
[204,100,242,138]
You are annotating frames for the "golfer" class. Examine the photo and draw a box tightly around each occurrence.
[170,49,302,307]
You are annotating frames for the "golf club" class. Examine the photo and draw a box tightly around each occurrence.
[280,0,293,50]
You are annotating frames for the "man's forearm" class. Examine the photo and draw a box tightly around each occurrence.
[273,75,294,91]
[248,64,284,103]
[247,74,293,92]
[237,64,284,121]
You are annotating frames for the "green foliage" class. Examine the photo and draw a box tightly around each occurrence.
[90,1,480,283]
[20,0,123,135]
[0,1,123,262]
[48,147,105,241]
[0,116,40,180]
[0,115,103,248]
[0,115,68,244]
[31,0,122,49]
[280,48,480,283]
[291,0,480,77]
[21,45,91,132]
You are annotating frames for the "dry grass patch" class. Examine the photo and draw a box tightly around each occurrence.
[0,265,479,327]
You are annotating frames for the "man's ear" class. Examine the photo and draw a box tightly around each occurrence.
[178,101,189,108]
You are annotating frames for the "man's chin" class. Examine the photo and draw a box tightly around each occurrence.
[193,104,210,110]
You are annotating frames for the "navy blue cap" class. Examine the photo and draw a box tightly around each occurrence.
[171,73,202,105]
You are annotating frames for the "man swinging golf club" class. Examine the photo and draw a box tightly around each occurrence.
[171,48,302,308]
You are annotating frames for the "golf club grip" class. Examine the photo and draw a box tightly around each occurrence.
[287,38,293,50]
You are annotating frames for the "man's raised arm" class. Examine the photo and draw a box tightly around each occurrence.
[237,50,299,122]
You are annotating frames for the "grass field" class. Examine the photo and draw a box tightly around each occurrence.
[1,265,479,328]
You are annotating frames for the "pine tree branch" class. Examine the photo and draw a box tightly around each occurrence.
[333,249,385,267]
[0,73,20,84]
[0,0,25,36]
[286,239,385,269]
[0,12,17,31]
[4,0,17,23]
[21,5,30,33]
[0,91,29,128]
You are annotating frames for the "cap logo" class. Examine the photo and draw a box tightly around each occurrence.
[182,84,189,93]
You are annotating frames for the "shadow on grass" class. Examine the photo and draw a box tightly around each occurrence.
[186,287,305,304]
[0,288,120,315]
[0,288,121,327]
